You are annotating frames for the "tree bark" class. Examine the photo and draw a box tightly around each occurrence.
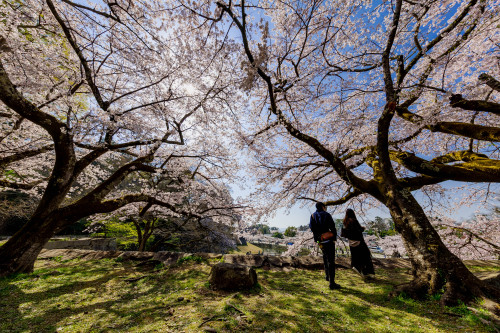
[137,222,154,252]
[386,190,499,305]
[0,214,62,276]
[138,239,146,252]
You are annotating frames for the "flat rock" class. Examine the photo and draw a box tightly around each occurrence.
[153,251,191,265]
[118,251,155,261]
[223,254,266,267]
[38,249,121,261]
[292,256,324,270]
[209,263,257,290]
[267,256,293,268]
[193,252,223,259]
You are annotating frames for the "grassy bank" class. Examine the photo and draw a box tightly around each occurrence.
[235,242,263,254]
[0,257,498,332]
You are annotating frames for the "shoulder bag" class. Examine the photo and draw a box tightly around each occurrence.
[321,231,335,241]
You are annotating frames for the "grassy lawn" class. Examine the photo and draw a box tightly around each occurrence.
[235,242,264,254]
[0,257,498,333]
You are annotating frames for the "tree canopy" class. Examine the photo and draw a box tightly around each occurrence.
[184,0,500,304]
[1,0,499,305]
[0,0,244,275]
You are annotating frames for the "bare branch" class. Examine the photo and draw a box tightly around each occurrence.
[46,0,109,111]
[0,145,54,167]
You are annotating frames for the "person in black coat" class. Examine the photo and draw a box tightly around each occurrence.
[309,202,341,289]
[341,209,375,277]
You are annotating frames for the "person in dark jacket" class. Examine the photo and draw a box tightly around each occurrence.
[309,202,341,290]
[341,209,375,277]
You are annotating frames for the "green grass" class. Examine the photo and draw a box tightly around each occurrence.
[466,266,500,274]
[234,242,264,254]
[177,255,207,265]
[0,258,498,332]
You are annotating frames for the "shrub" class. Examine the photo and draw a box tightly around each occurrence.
[177,255,206,265]
[297,248,311,256]
[284,226,297,237]
[272,232,284,239]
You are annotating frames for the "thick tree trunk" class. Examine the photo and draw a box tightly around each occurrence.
[0,215,61,277]
[138,236,146,252]
[135,219,155,252]
[138,231,153,252]
[387,190,500,305]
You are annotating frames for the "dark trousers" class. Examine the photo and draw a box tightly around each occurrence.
[321,241,336,283]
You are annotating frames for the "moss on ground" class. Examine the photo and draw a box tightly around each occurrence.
[0,257,498,332]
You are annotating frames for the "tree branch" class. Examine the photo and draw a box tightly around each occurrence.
[0,59,64,136]
[324,189,363,206]
[0,179,45,190]
[449,94,500,115]
[438,224,500,253]
[390,150,500,182]
[479,73,500,92]
[46,0,109,111]
[0,145,54,167]
[72,156,156,205]
[60,0,120,21]
[217,0,375,196]
[403,0,478,77]
[396,106,500,142]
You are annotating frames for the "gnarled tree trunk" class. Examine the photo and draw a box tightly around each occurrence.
[386,190,499,305]
[0,214,64,276]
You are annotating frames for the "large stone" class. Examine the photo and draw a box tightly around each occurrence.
[192,252,223,260]
[292,256,324,270]
[118,251,155,261]
[43,238,117,251]
[267,255,293,268]
[209,263,257,290]
[223,254,266,267]
[38,249,120,261]
[153,251,191,265]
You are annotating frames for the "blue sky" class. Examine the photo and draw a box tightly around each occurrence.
[232,180,498,228]
[265,197,488,228]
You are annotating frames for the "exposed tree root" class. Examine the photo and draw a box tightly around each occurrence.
[391,276,500,317]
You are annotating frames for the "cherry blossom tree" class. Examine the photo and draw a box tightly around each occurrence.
[87,167,243,252]
[0,0,243,276]
[185,0,500,303]
[285,213,500,260]
[377,213,500,261]
[435,213,500,260]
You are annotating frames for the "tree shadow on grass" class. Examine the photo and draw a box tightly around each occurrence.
[0,259,190,333]
[194,268,494,333]
[0,260,495,333]
[0,268,128,332]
